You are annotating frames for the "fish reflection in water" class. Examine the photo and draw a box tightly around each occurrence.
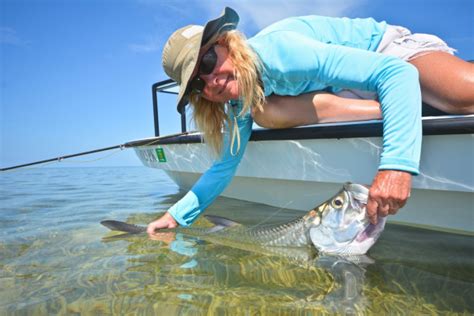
[104,228,372,314]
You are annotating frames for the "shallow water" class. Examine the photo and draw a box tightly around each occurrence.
[1,167,472,315]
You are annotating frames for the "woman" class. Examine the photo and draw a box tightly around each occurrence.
[148,7,474,235]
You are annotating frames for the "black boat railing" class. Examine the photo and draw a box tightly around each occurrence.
[152,79,180,137]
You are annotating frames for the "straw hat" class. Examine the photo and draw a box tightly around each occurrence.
[162,7,239,114]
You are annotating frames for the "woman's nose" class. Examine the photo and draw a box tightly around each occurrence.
[200,73,217,87]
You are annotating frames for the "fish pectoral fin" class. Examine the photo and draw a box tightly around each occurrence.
[204,215,240,228]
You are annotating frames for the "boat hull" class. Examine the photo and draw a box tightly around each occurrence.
[133,133,473,235]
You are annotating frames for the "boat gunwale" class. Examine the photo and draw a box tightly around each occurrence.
[125,115,474,147]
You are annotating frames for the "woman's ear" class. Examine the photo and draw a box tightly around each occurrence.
[216,36,226,45]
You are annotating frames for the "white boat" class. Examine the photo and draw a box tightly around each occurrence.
[128,80,474,235]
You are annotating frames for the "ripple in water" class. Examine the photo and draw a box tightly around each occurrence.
[0,167,472,314]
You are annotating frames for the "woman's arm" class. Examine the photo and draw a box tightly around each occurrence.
[251,31,421,221]
[147,105,253,234]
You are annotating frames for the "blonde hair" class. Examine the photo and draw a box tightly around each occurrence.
[189,30,265,156]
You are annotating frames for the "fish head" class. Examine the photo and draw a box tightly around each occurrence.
[308,183,386,255]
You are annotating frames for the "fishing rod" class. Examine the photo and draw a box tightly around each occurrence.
[0,132,195,172]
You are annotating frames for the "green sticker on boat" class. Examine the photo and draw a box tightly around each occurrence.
[155,148,167,162]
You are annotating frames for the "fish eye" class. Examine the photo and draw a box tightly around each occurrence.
[331,196,344,209]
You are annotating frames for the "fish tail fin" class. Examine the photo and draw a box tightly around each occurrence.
[204,215,240,228]
[101,220,147,234]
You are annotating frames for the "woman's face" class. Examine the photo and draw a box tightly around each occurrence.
[195,42,239,103]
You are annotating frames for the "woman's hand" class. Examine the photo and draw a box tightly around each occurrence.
[147,212,178,235]
[367,170,412,224]
[148,231,177,244]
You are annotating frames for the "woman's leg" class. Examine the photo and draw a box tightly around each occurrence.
[252,92,381,129]
[408,52,474,114]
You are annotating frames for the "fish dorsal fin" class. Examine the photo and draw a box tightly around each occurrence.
[204,215,240,228]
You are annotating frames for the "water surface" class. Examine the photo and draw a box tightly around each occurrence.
[1,167,472,315]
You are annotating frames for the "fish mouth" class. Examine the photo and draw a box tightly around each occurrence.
[356,217,387,242]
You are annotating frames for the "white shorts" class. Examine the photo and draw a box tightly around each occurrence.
[336,25,456,100]
[376,25,455,61]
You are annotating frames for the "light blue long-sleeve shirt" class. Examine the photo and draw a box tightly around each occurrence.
[168,15,422,226]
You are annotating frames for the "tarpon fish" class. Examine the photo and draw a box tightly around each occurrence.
[101,183,386,256]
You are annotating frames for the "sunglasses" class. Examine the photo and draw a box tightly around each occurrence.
[190,45,218,94]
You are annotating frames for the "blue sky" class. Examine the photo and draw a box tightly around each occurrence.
[1,0,473,168]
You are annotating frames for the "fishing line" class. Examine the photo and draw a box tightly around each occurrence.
[58,148,125,164]
[243,200,296,231]
[3,131,302,233]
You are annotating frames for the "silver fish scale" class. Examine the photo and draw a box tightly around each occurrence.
[215,216,312,247]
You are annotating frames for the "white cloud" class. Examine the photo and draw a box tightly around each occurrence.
[200,0,366,32]
[130,0,367,53]
[129,38,162,53]
[0,27,29,46]
[129,0,199,54]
